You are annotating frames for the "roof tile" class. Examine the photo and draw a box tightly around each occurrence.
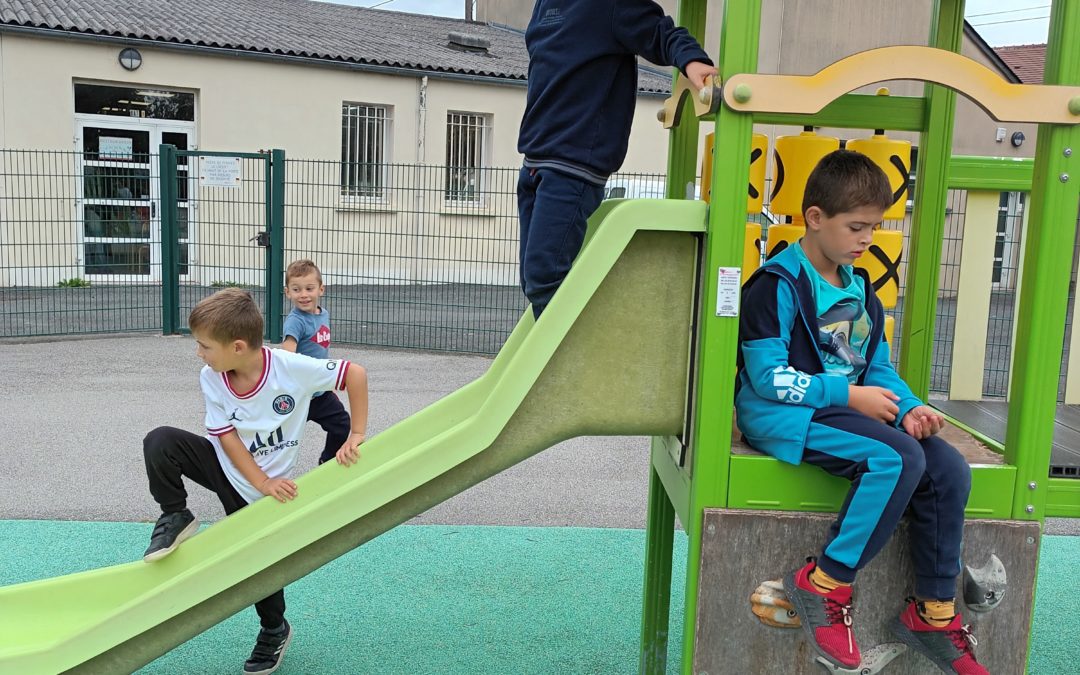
[0,0,675,94]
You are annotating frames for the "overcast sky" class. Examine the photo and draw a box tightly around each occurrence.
[321,1,1051,47]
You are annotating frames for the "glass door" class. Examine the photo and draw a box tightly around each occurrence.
[76,122,155,279]
[76,121,196,282]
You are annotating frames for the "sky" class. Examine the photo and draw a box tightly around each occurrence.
[319,1,1051,47]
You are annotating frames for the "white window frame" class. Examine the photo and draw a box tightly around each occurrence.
[340,102,392,202]
[444,111,492,205]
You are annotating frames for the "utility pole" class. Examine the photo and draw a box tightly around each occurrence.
[465,0,473,21]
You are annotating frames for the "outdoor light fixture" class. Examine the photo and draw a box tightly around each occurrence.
[1011,131,1026,148]
[118,47,142,71]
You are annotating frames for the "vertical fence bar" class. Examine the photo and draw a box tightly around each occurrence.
[266,149,286,343]
[159,144,178,334]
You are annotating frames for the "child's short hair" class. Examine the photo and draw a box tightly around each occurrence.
[285,259,322,284]
[188,288,264,348]
[802,149,893,218]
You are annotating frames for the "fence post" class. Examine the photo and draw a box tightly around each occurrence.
[158,144,178,334]
[265,149,286,343]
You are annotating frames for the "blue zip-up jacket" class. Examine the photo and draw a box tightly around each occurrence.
[735,245,923,464]
[518,0,712,184]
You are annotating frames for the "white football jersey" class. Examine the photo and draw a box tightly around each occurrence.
[201,347,351,503]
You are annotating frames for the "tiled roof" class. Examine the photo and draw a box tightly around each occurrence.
[994,43,1046,84]
[0,0,674,93]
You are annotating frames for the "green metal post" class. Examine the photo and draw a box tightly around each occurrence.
[158,144,178,335]
[898,0,964,397]
[1004,0,1080,523]
[639,466,677,675]
[266,149,286,343]
[679,2,761,672]
[641,2,707,670]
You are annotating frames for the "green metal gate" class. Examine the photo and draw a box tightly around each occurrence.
[157,145,285,341]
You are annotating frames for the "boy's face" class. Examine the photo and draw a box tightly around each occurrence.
[193,330,250,373]
[804,204,884,267]
[285,273,325,313]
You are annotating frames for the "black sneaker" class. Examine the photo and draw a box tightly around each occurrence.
[244,621,293,675]
[142,509,198,562]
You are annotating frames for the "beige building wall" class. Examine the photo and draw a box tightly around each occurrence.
[0,33,538,287]
[1,0,1041,290]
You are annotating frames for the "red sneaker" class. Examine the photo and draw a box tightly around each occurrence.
[783,558,861,669]
[891,599,989,674]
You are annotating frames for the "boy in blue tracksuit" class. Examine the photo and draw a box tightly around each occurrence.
[737,151,988,674]
[516,0,717,318]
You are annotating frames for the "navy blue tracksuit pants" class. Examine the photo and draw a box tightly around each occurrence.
[803,407,972,600]
[517,167,605,318]
[309,391,351,465]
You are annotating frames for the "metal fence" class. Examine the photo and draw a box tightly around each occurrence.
[0,149,163,337]
[283,161,524,354]
[2,147,1076,401]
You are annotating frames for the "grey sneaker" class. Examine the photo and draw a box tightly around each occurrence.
[244,621,293,675]
[142,509,198,562]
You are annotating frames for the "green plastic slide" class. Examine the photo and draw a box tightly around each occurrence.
[0,199,706,674]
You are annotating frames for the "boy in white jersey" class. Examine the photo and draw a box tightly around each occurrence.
[141,287,368,675]
[280,259,351,465]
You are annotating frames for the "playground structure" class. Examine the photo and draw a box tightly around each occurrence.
[0,1,1078,674]
[646,0,1080,673]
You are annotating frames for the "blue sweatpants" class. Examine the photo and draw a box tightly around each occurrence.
[517,167,605,318]
[803,407,972,600]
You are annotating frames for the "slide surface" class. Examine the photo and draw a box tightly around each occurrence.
[0,199,705,674]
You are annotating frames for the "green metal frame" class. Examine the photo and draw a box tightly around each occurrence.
[157,147,283,338]
[1002,0,1080,523]
[729,93,927,132]
[949,155,1034,191]
[158,145,179,335]
[266,149,286,343]
[899,0,964,399]
[642,0,1080,671]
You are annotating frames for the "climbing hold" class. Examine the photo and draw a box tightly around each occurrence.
[749,579,800,628]
[963,554,1008,613]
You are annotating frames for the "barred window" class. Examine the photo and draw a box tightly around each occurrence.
[445,112,491,203]
[341,103,390,198]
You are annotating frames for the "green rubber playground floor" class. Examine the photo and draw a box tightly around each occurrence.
[0,521,1073,674]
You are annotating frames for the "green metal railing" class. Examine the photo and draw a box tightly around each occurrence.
[0,149,162,336]
[281,160,525,354]
[159,147,275,338]
[2,148,1074,395]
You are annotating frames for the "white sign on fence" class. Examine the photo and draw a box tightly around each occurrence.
[200,156,242,188]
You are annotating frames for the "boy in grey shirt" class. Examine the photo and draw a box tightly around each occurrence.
[281,259,353,464]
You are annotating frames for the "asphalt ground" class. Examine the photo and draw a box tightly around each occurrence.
[0,335,653,529]
[1,334,1076,535]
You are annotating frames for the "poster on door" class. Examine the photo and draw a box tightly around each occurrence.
[99,137,134,161]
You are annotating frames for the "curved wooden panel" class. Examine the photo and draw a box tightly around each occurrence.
[722,46,1080,125]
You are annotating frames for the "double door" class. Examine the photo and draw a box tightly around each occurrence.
[76,119,194,281]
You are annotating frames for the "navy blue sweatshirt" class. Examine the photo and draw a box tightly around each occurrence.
[517,0,712,184]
